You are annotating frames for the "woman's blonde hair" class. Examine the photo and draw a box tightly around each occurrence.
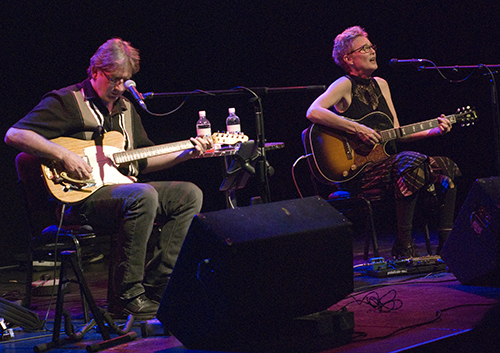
[332,26,368,73]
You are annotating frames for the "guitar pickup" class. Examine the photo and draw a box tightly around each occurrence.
[343,139,353,160]
[63,183,95,193]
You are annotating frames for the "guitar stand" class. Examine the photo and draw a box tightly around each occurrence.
[34,251,137,353]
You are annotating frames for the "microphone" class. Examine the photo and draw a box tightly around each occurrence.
[124,80,147,110]
[389,58,425,66]
[306,85,327,91]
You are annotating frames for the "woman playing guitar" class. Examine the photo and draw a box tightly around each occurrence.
[306,26,461,258]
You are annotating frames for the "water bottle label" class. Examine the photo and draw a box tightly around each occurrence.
[226,124,241,133]
[197,127,212,137]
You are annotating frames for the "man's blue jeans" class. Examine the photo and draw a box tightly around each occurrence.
[76,181,203,300]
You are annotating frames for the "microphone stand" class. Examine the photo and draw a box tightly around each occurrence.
[415,64,500,71]
[416,63,500,175]
[250,94,271,203]
[142,85,325,204]
[141,85,326,99]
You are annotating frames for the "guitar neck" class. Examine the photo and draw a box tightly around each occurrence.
[112,132,250,164]
[380,114,457,143]
[113,139,194,164]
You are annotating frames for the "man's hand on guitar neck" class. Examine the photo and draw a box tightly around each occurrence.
[179,136,213,160]
[354,122,381,146]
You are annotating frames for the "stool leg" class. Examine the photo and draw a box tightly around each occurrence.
[69,235,90,323]
[66,251,111,341]
[424,224,432,255]
[363,199,379,260]
[51,254,68,344]
[23,250,34,309]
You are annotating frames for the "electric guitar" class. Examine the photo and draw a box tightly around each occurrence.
[41,131,248,204]
[303,107,477,184]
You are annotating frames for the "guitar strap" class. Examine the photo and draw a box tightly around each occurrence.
[71,89,139,176]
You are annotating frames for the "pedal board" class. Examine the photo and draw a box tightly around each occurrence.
[366,255,447,278]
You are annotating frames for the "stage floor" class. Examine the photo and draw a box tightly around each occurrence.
[1,227,499,353]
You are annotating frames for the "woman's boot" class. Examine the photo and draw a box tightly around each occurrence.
[391,225,417,258]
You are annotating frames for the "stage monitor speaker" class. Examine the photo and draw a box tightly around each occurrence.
[441,177,500,287]
[156,196,354,351]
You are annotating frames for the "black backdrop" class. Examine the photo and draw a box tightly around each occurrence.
[1,1,499,265]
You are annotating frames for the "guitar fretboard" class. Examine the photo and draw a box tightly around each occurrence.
[380,114,457,143]
[113,140,194,164]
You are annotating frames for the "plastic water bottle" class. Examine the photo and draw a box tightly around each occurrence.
[226,107,241,133]
[196,110,211,137]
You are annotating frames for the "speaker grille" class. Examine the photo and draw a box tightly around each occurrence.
[442,178,500,286]
[157,196,354,350]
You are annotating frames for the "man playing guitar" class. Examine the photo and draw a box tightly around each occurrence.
[5,38,212,319]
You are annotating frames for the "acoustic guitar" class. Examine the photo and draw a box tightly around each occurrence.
[303,107,477,184]
[41,131,248,204]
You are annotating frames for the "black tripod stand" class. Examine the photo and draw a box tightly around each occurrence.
[34,251,136,353]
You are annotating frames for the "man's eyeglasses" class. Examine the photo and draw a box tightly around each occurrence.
[347,44,377,55]
[101,70,129,86]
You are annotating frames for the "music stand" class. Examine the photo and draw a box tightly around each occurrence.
[219,140,259,192]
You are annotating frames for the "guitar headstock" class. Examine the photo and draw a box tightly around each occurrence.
[454,106,478,127]
[212,132,249,145]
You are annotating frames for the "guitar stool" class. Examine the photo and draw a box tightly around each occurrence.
[327,189,380,260]
[298,121,436,259]
[328,188,432,259]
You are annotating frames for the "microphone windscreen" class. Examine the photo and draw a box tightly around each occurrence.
[124,80,136,89]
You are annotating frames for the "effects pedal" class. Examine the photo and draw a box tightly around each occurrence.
[367,255,446,278]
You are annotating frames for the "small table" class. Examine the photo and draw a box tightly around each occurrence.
[196,141,285,208]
